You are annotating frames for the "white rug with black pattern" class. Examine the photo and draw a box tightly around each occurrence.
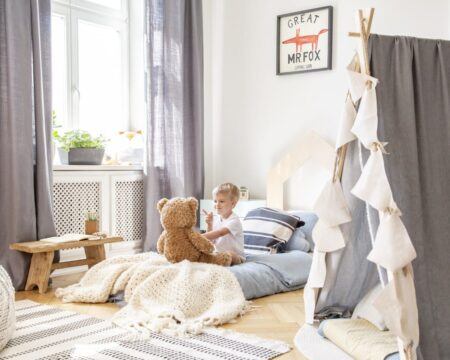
[0,301,290,360]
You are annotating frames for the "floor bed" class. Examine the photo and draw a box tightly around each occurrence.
[231,250,312,300]
[109,250,312,303]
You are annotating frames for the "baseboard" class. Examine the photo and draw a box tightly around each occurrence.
[51,239,143,278]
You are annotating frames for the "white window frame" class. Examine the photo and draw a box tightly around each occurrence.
[52,0,130,131]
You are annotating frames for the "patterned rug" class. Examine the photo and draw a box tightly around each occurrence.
[0,301,290,360]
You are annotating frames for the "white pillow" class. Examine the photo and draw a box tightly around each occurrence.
[352,284,387,331]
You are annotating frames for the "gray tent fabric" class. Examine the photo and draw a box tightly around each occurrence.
[369,34,450,360]
[143,0,204,251]
[317,35,450,360]
[316,141,382,312]
[0,0,56,289]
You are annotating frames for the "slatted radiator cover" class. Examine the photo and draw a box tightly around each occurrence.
[53,181,102,236]
[113,179,144,242]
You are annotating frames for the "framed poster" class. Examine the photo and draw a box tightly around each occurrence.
[277,6,333,75]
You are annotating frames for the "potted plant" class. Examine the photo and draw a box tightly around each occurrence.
[53,129,108,165]
[85,210,99,235]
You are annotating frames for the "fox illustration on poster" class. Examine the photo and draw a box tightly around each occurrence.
[277,6,333,75]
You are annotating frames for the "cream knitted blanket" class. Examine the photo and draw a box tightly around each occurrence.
[55,252,248,336]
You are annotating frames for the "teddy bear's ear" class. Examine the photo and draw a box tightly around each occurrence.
[157,198,169,213]
[186,197,198,212]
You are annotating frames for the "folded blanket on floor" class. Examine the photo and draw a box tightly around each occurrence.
[320,318,399,360]
[55,253,249,336]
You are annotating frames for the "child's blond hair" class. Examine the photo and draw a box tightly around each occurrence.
[212,183,240,202]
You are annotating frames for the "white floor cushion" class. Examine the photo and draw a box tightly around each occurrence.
[0,266,15,350]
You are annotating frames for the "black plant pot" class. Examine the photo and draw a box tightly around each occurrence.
[68,148,105,165]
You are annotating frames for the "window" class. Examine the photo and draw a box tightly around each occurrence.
[51,0,129,137]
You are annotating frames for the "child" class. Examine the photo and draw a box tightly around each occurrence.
[203,183,245,265]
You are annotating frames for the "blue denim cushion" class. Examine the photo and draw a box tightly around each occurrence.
[288,211,318,250]
[285,229,310,252]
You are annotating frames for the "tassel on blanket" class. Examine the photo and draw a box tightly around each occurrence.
[113,299,251,338]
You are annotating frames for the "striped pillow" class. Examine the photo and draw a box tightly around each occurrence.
[243,207,305,254]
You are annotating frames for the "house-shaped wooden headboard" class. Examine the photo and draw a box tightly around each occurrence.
[266,131,336,209]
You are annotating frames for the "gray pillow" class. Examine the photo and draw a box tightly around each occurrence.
[288,211,318,250]
[285,229,310,252]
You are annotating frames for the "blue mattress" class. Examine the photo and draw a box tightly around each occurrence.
[230,250,312,299]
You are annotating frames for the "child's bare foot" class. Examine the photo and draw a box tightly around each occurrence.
[229,252,244,265]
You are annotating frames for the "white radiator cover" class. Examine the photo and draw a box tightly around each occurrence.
[53,167,144,274]
[111,178,145,243]
[53,181,102,236]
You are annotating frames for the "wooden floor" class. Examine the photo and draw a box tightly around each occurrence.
[15,272,307,360]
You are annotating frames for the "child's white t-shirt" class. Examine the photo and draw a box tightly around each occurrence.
[213,212,245,259]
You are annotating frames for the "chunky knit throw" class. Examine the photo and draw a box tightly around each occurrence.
[55,253,248,336]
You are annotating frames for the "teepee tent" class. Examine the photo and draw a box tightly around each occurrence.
[296,8,450,360]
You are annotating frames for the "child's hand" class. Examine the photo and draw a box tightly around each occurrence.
[202,209,213,227]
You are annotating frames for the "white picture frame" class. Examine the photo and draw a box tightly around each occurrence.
[277,6,333,75]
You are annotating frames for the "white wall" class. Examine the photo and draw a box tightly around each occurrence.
[203,0,450,208]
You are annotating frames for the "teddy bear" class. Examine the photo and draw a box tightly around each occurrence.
[156,197,232,266]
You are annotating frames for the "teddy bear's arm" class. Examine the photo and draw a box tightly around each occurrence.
[188,231,215,254]
[157,231,166,254]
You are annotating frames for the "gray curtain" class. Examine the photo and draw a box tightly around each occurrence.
[143,0,204,251]
[318,35,450,360]
[0,0,56,289]
[369,34,450,360]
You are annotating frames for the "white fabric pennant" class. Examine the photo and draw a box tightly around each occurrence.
[367,212,417,271]
[335,96,357,149]
[313,179,352,227]
[307,249,327,288]
[351,87,380,149]
[303,285,318,324]
[351,149,397,211]
[373,265,419,358]
[346,55,378,102]
[312,220,346,252]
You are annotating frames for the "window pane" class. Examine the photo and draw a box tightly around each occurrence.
[85,0,121,10]
[51,14,68,127]
[78,19,124,137]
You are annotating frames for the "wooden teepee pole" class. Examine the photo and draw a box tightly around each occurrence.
[333,8,374,182]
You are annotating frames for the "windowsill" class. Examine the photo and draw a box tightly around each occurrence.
[53,164,143,171]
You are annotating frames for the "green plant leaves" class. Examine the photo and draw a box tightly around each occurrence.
[52,129,108,152]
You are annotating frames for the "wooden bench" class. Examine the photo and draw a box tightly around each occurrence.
[10,237,123,294]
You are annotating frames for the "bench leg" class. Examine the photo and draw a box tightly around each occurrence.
[25,251,54,294]
[84,245,106,269]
